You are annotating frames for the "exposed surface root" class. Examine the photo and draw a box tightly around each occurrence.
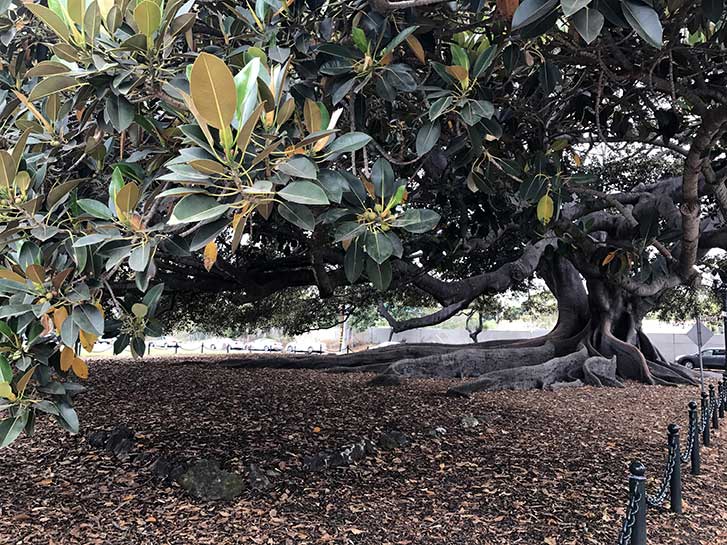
[447,347,590,396]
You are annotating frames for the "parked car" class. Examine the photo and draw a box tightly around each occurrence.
[677,348,726,369]
[286,340,327,354]
[228,339,247,350]
[245,338,283,352]
[205,337,234,350]
[149,336,180,348]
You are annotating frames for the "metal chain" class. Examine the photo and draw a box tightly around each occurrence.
[680,416,695,463]
[616,487,641,545]
[700,400,714,434]
[646,443,677,507]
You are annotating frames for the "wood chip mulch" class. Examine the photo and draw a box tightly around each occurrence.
[2,355,727,545]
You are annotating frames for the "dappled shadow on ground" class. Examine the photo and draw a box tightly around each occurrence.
[2,357,727,544]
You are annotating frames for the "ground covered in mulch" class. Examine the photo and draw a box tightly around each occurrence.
[2,355,727,545]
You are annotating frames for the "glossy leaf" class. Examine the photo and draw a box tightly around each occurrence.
[277,202,315,231]
[278,156,318,179]
[622,0,662,48]
[278,181,329,206]
[512,0,559,30]
[326,132,372,155]
[415,121,441,156]
[169,194,230,225]
[572,7,604,44]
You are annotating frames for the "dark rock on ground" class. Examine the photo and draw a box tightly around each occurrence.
[87,430,108,449]
[152,456,188,483]
[247,463,272,491]
[176,460,245,500]
[460,415,480,429]
[378,430,411,450]
[86,425,135,460]
[303,439,376,471]
[428,426,447,438]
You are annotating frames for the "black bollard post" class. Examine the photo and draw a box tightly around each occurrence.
[720,382,725,419]
[201,342,204,354]
[629,461,647,545]
[668,424,682,514]
[174,343,179,354]
[702,392,711,447]
[711,385,719,430]
[689,401,701,475]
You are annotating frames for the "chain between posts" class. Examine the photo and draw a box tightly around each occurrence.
[645,434,677,508]
[616,487,642,545]
[614,380,727,545]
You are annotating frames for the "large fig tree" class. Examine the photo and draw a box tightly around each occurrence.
[1,0,727,445]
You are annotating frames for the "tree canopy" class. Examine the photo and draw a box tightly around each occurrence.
[1,0,727,445]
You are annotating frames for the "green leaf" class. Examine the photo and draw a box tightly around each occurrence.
[132,303,148,318]
[60,313,79,346]
[472,46,497,79]
[76,199,115,220]
[0,409,29,448]
[381,26,419,56]
[352,27,369,54]
[450,44,470,70]
[72,304,104,336]
[387,184,407,209]
[56,402,79,434]
[0,356,12,383]
[134,0,162,48]
[234,57,261,125]
[344,238,365,283]
[277,202,315,231]
[142,283,165,316]
[512,0,559,30]
[24,3,70,42]
[371,158,396,197]
[392,208,441,233]
[28,75,83,101]
[416,121,440,156]
[33,400,60,416]
[326,132,372,155]
[334,221,367,243]
[364,231,394,264]
[128,243,151,271]
[621,0,662,48]
[366,258,392,291]
[572,7,604,44]
[278,181,330,206]
[561,0,590,17]
[429,96,452,121]
[168,194,229,225]
[109,167,125,211]
[317,170,349,204]
[84,0,101,41]
[72,233,113,247]
[278,156,318,179]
